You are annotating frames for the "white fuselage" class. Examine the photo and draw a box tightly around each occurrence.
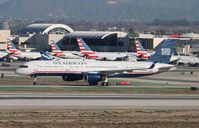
[171,55,199,65]
[13,52,41,60]
[76,51,138,61]
[16,59,175,76]
[62,51,82,59]
[95,52,137,60]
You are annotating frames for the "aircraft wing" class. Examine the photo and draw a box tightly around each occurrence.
[95,69,144,76]
[84,62,156,76]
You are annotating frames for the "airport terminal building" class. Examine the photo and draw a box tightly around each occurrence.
[1,23,199,56]
[17,23,129,52]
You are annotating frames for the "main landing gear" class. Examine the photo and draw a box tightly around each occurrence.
[101,77,111,86]
[101,82,110,86]
[31,75,38,85]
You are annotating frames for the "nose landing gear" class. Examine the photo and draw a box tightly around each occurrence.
[31,75,37,85]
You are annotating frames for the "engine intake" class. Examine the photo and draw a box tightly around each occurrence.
[84,73,104,85]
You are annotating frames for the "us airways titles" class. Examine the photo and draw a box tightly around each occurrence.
[53,61,88,65]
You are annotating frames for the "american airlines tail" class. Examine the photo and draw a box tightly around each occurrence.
[134,38,150,60]
[7,38,20,54]
[50,40,65,57]
[77,38,98,59]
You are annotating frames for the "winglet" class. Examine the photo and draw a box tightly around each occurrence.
[148,61,157,69]
[40,51,55,60]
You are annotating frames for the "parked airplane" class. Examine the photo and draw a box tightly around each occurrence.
[134,38,150,60]
[171,53,199,66]
[0,51,9,61]
[16,39,176,85]
[0,50,18,62]
[133,38,199,66]
[77,38,135,61]
[7,39,41,60]
[50,40,81,59]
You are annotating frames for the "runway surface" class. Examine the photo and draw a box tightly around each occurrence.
[0,94,199,109]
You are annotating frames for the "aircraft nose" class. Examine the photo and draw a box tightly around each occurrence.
[15,68,26,75]
[15,68,21,75]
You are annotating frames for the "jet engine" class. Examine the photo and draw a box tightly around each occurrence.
[84,73,105,85]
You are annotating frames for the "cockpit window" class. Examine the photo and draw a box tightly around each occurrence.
[19,65,28,68]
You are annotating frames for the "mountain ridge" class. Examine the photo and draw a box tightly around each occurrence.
[0,0,199,22]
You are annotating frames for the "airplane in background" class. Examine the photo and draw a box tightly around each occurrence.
[77,38,136,61]
[50,40,82,59]
[7,39,41,60]
[171,53,199,66]
[134,38,150,60]
[0,49,18,62]
[133,38,199,66]
[16,39,176,86]
[0,51,9,61]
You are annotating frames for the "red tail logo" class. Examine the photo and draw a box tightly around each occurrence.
[50,40,65,57]
[7,39,20,55]
[134,39,150,60]
[77,38,98,59]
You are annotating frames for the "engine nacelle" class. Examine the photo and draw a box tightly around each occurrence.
[62,74,83,81]
[84,73,104,85]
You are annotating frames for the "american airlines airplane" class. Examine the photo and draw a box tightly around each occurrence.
[50,40,82,59]
[7,39,41,60]
[16,39,176,86]
[77,38,137,61]
[0,51,9,58]
[0,50,18,62]
[134,38,151,60]
[0,51,10,61]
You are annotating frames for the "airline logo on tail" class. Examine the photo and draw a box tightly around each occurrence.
[150,39,177,64]
[50,40,65,57]
[7,38,20,54]
[134,38,150,60]
[77,38,98,59]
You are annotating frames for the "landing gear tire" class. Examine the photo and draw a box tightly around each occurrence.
[101,82,110,86]
[32,76,38,85]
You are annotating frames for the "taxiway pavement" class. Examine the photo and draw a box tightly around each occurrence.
[0,94,198,109]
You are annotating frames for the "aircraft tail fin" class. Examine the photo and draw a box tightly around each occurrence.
[7,38,20,53]
[134,38,150,60]
[150,39,177,64]
[77,38,98,59]
[50,40,65,57]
